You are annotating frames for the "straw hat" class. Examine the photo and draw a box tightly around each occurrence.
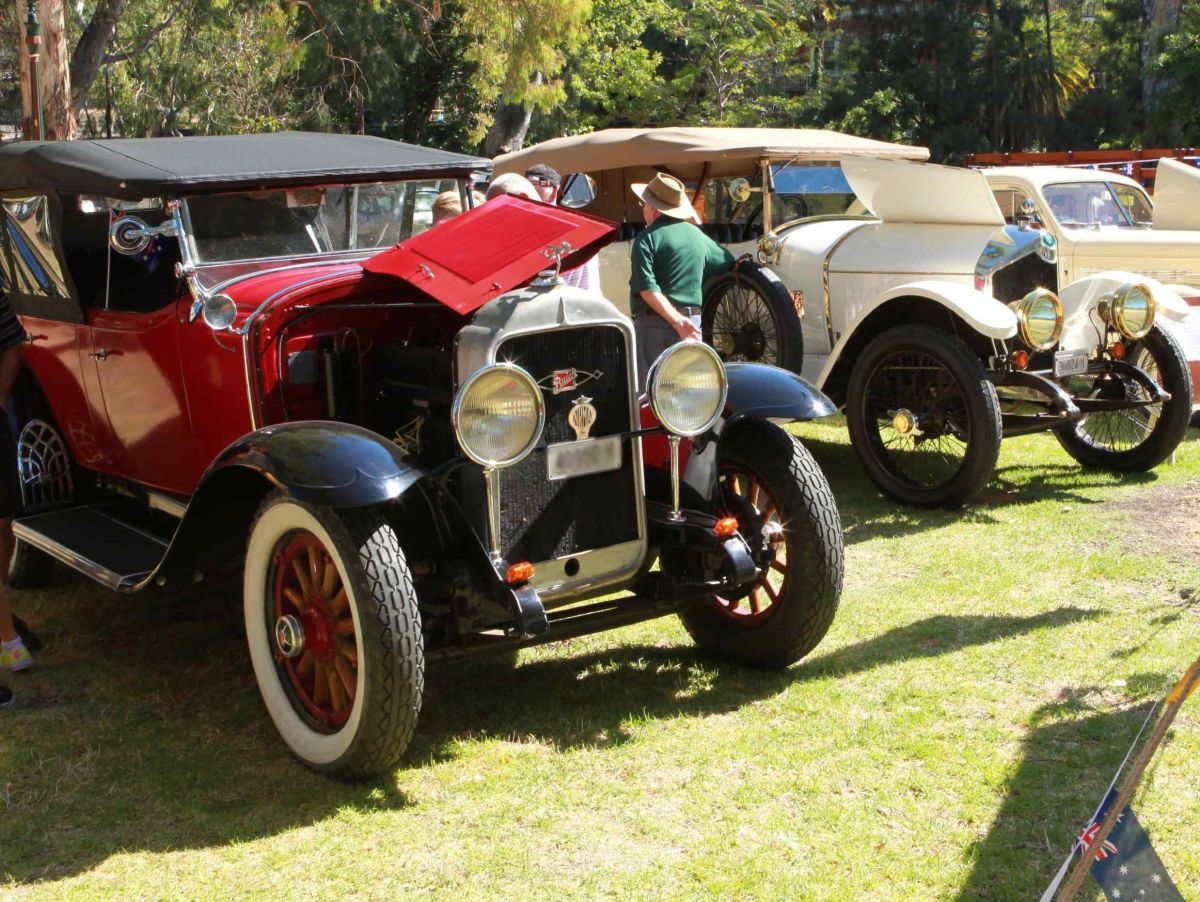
[631,172,697,220]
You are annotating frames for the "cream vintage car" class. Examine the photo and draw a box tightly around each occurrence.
[497,128,1195,508]
[981,159,1200,421]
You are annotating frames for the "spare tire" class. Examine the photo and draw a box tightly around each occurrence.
[702,259,804,375]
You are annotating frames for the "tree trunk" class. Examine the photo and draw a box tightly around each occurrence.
[70,0,129,114]
[482,71,542,157]
[39,0,75,139]
[482,101,533,156]
[16,0,32,138]
[1141,0,1183,110]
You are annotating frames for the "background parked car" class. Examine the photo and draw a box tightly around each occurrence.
[0,133,844,779]
[498,128,1194,508]
[980,159,1200,423]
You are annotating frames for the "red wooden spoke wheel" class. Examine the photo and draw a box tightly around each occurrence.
[678,424,842,670]
[714,466,787,626]
[271,531,359,731]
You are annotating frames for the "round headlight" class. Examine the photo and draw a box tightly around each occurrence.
[648,341,728,437]
[1010,287,1063,351]
[1109,282,1155,340]
[452,364,545,467]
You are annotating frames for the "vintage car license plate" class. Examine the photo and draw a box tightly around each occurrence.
[546,436,623,481]
[1054,349,1089,377]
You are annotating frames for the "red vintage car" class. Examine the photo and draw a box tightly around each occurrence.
[0,132,843,779]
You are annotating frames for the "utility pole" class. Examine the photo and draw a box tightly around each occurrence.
[23,0,44,140]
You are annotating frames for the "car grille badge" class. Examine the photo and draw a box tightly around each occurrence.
[538,367,603,396]
[568,397,597,440]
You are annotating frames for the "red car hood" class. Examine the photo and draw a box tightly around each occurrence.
[362,196,617,315]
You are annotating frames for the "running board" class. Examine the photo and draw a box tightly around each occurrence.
[14,505,169,592]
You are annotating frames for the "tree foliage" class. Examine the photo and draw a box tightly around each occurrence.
[5,0,1200,157]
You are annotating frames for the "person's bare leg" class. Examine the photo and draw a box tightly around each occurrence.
[0,517,15,643]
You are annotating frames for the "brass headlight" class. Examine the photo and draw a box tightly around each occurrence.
[1103,282,1156,340]
[1010,287,1063,351]
[452,363,545,467]
[648,341,728,437]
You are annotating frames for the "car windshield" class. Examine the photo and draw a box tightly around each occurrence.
[1041,180,1152,229]
[184,179,464,265]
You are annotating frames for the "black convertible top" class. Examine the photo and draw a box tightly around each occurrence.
[0,132,491,198]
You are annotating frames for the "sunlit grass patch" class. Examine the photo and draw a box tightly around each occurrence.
[2,424,1199,899]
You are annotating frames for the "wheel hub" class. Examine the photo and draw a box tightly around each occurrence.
[298,601,336,662]
[733,324,767,359]
[274,614,305,658]
[890,408,923,437]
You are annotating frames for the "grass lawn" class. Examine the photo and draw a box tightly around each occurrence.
[3,421,1199,900]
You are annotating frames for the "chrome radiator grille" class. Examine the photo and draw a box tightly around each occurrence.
[495,325,639,562]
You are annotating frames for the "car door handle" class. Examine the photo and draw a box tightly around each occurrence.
[88,349,110,361]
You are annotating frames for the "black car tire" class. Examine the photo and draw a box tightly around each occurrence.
[702,260,804,374]
[243,494,423,781]
[679,423,843,669]
[846,325,1002,509]
[1055,325,1193,471]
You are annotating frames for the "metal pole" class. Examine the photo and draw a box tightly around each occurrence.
[25,0,44,141]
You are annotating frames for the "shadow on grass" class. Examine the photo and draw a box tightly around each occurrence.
[417,605,1102,757]
[957,682,1168,900]
[2,580,1099,886]
[798,436,1158,547]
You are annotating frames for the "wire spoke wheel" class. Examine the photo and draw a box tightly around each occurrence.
[709,284,781,367]
[864,349,970,491]
[1074,346,1160,454]
[846,325,1001,508]
[701,261,804,375]
[1055,325,1193,473]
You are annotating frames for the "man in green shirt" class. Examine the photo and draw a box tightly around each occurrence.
[629,172,734,385]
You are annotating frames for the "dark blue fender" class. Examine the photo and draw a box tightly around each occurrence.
[206,421,424,507]
[723,362,836,423]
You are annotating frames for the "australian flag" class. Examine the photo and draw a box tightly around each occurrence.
[133,236,168,274]
[1076,789,1184,901]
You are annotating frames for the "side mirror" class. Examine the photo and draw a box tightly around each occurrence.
[728,178,753,203]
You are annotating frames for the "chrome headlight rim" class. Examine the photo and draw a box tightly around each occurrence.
[451,362,546,468]
[1010,287,1063,351]
[648,340,729,438]
[1110,281,1156,340]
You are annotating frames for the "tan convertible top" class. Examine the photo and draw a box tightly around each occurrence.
[493,127,930,179]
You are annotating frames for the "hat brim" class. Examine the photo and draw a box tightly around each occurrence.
[631,182,697,221]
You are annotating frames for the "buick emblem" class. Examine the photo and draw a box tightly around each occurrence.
[568,397,597,439]
[537,367,603,396]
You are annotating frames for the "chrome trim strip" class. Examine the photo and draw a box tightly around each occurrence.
[147,491,188,520]
[822,223,871,348]
[13,519,158,593]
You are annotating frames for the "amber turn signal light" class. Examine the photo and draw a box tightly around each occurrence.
[506,561,535,584]
[713,517,739,538]
[1010,350,1030,370]
[1111,341,1126,359]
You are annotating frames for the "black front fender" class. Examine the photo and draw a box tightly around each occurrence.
[206,421,424,508]
[724,362,836,424]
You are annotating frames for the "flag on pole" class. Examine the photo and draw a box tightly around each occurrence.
[1075,788,1184,901]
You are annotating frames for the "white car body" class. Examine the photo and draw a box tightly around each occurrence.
[981,160,1200,412]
